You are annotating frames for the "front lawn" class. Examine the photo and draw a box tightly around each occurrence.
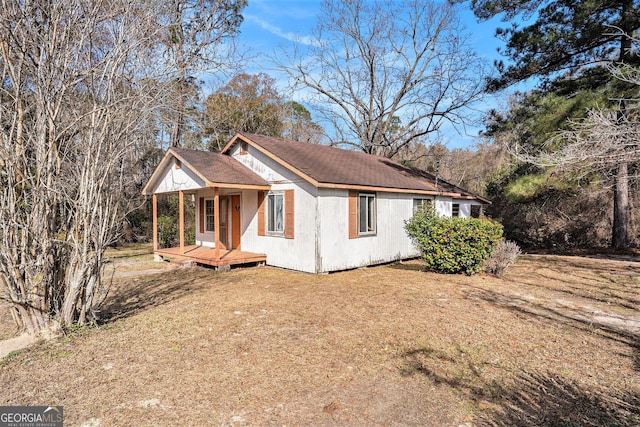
[1,249,638,426]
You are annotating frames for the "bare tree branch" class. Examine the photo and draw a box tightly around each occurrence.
[277,0,489,158]
[0,0,203,333]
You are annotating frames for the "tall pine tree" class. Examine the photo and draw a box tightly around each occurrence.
[472,0,640,248]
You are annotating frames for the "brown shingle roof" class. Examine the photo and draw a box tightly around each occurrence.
[231,133,484,199]
[170,146,269,187]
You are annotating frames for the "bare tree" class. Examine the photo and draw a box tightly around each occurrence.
[158,0,247,147]
[522,109,640,173]
[0,0,169,333]
[278,0,488,158]
[397,140,510,195]
[509,106,639,247]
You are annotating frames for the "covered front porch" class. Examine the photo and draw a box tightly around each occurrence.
[154,245,266,268]
[150,188,267,269]
[143,146,271,269]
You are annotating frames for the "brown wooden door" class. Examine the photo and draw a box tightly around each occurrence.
[231,195,241,249]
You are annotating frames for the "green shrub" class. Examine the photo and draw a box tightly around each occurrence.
[157,215,177,248]
[405,207,503,275]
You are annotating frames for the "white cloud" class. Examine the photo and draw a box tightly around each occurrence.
[245,14,320,47]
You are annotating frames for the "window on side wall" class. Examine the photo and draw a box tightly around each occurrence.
[267,192,284,234]
[205,199,215,232]
[412,198,432,214]
[358,193,376,235]
[452,203,460,217]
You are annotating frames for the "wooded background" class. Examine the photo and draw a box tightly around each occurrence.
[1,0,638,333]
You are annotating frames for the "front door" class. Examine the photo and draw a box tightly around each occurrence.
[231,195,241,249]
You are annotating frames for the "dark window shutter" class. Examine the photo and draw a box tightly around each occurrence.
[257,191,266,236]
[284,189,294,239]
[348,190,358,239]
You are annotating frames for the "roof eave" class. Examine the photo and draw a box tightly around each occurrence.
[316,182,489,202]
[142,148,214,196]
[221,133,490,203]
[454,194,492,204]
[205,182,271,190]
[223,133,321,188]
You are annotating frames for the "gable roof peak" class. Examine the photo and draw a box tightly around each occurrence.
[225,133,487,202]
[141,144,269,195]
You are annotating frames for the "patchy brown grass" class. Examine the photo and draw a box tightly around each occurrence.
[0,303,16,341]
[1,249,639,426]
[105,243,155,259]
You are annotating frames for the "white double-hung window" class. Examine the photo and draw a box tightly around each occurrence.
[358,193,376,235]
[267,192,284,234]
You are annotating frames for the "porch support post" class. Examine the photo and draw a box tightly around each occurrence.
[152,194,158,252]
[179,190,185,254]
[214,187,220,261]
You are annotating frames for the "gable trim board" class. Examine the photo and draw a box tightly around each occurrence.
[223,134,320,188]
[144,133,489,273]
[222,133,490,203]
[142,149,209,195]
[142,146,271,195]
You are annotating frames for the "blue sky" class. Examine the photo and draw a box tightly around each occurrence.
[234,0,512,150]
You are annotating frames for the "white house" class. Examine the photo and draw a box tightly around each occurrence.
[142,133,489,273]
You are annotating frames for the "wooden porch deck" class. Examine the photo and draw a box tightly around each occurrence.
[155,245,266,268]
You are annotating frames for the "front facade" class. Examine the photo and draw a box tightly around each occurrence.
[142,133,488,273]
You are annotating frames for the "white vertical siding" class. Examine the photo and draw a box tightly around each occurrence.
[152,158,205,193]
[195,188,216,247]
[229,143,290,183]
[240,190,257,241]
[240,181,318,273]
[457,202,471,218]
[317,189,428,273]
[229,143,319,273]
[435,198,452,217]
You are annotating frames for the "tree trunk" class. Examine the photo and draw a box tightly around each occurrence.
[13,303,49,335]
[612,161,629,249]
[61,282,82,327]
[611,0,633,250]
[170,2,185,148]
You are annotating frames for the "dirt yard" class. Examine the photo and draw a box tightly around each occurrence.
[0,248,638,426]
